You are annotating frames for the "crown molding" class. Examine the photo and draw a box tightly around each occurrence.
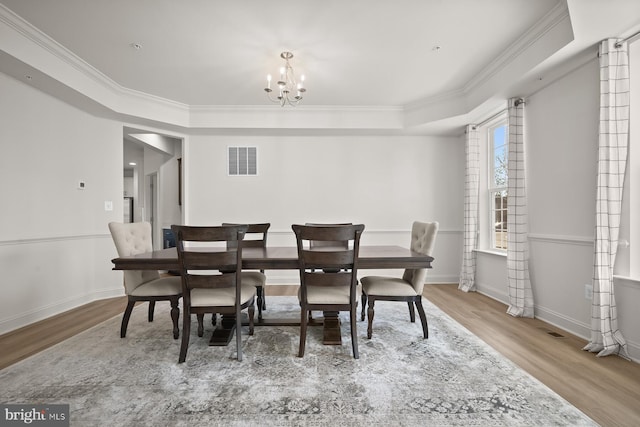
[188,104,403,113]
[0,4,191,119]
[402,2,572,124]
[188,103,405,129]
[0,4,119,96]
[463,2,571,94]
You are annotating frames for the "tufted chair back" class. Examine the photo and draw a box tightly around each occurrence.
[109,222,160,294]
[402,221,439,295]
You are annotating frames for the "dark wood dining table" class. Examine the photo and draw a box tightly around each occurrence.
[112,245,433,346]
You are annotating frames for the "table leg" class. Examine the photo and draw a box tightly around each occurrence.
[209,314,236,346]
[322,311,342,345]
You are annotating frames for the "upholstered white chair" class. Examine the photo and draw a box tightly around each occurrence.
[108,221,182,339]
[360,221,439,339]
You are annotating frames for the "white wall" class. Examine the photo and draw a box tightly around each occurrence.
[0,72,124,334]
[475,57,640,360]
[184,134,464,284]
[526,59,599,335]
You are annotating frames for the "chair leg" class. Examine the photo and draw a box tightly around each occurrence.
[259,270,267,311]
[120,300,136,338]
[415,298,429,339]
[298,308,308,357]
[170,297,180,339]
[360,293,367,321]
[367,299,375,339]
[408,301,416,323]
[236,307,243,362]
[248,303,255,336]
[178,307,190,363]
[350,307,359,359]
[256,286,264,321]
[148,300,156,322]
[196,314,204,337]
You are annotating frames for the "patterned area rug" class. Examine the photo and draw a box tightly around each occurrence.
[0,297,596,426]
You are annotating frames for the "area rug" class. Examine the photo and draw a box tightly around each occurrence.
[0,297,596,426]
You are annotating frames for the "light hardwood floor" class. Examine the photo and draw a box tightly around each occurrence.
[1,283,638,426]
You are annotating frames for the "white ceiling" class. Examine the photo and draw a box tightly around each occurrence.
[1,0,640,133]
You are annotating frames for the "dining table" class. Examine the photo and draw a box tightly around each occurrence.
[112,245,433,346]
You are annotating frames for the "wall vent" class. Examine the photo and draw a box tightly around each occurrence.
[228,146,257,176]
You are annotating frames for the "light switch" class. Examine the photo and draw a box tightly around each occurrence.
[104,201,113,211]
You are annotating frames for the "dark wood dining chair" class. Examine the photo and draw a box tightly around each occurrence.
[303,222,351,321]
[360,221,438,339]
[305,222,351,270]
[108,221,182,339]
[223,223,270,321]
[292,223,365,358]
[172,224,256,362]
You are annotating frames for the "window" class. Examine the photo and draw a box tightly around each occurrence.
[489,122,508,250]
[228,146,257,176]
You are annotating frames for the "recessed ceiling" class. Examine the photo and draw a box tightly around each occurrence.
[1,0,561,107]
[1,0,640,134]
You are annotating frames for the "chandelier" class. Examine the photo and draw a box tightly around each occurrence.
[264,51,306,106]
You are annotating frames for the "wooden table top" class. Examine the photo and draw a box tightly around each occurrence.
[111,245,433,271]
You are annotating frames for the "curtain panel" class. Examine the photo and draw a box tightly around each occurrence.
[584,39,630,358]
[506,98,534,318]
[459,125,480,292]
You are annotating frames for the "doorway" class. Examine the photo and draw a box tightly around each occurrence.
[147,172,159,249]
[122,127,184,250]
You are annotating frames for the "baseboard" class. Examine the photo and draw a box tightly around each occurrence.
[0,287,124,335]
[475,285,592,340]
[533,305,591,341]
[475,285,509,305]
[475,286,640,363]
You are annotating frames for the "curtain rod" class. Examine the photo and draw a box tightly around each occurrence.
[615,30,640,48]
[473,110,506,129]
[471,98,525,129]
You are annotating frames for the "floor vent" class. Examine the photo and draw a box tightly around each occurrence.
[547,331,565,338]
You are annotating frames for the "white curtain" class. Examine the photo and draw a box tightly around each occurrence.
[584,39,630,358]
[459,125,479,292]
[506,98,534,318]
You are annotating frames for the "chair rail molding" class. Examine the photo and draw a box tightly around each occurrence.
[0,233,111,246]
[527,233,593,246]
